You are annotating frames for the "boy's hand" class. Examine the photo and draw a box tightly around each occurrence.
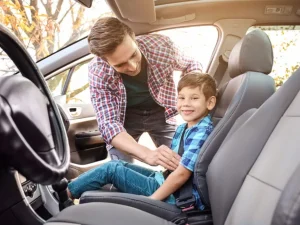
[144,145,181,170]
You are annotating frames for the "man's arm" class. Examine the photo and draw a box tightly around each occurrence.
[89,60,180,170]
[112,133,180,170]
[170,38,203,74]
[150,164,192,201]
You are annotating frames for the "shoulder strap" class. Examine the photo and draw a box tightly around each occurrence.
[177,125,187,156]
[174,126,196,211]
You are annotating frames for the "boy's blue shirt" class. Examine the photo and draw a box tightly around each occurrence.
[154,114,214,210]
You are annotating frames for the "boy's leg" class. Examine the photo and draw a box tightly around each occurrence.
[121,161,155,177]
[68,161,159,199]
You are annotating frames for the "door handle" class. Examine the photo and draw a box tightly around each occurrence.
[68,107,82,117]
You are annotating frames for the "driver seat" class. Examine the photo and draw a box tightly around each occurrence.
[76,29,275,220]
[46,66,300,225]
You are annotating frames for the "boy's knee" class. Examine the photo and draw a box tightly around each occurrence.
[106,160,126,171]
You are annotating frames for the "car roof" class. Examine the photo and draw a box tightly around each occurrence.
[105,0,300,34]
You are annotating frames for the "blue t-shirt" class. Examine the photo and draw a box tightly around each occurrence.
[154,114,214,209]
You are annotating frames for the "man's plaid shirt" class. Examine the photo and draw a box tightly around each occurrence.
[88,34,202,149]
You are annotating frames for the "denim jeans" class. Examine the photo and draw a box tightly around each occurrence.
[109,106,176,162]
[68,160,175,203]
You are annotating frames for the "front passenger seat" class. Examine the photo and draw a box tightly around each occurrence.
[78,29,275,221]
[47,62,300,225]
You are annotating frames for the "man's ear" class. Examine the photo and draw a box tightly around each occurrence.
[207,96,217,111]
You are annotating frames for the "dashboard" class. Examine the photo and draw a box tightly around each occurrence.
[17,172,59,219]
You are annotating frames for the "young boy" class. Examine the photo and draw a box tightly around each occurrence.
[67,72,217,209]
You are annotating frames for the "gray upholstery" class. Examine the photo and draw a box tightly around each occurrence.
[76,29,275,218]
[80,191,181,221]
[272,164,300,225]
[207,68,300,225]
[46,203,174,225]
[228,29,273,78]
[195,71,275,207]
[46,68,300,225]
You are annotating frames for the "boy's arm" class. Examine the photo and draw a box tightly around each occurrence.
[150,164,192,201]
[150,119,213,201]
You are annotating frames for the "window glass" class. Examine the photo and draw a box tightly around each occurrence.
[0,0,113,63]
[248,26,300,88]
[0,47,18,76]
[155,26,218,83]
[46,70,69,97]
[154,26,218,125]
[66,61,90,104]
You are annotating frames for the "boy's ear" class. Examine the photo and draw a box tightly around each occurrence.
[207,96,217,111]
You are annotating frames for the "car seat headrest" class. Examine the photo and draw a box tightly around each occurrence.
[228,29,273,78]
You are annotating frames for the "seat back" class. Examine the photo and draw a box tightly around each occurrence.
[194,29,275,206]
[207,67,300,225]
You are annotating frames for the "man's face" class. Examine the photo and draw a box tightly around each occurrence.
[105,35,142,76]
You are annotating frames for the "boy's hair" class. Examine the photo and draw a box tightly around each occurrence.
[88,17,135,58]
[177,72,217,100]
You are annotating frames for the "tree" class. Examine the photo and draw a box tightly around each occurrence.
[0,0,90,60]
[0,0,112,100]
[254,26,300,88]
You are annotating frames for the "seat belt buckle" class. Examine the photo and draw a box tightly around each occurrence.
[176,196,196,212]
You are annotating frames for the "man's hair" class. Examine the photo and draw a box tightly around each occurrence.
[88,17,135,58]
[177,72,217,100]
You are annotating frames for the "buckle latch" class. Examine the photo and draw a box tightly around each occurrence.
[176,196,196,212]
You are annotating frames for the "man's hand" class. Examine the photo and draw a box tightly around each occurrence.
[144,145,181,170]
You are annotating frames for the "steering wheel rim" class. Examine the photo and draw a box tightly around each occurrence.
[0,24,69,184]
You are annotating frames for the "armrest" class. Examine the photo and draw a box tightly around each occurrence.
[80,191,182,221]
[46,203,175,225]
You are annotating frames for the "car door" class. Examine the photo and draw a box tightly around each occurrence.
[46,56,109,179]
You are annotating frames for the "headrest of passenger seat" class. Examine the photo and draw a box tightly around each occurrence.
[228,29,273,78]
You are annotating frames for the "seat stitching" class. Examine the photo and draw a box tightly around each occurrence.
[248,174,281,191]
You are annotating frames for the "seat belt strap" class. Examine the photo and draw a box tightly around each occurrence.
[214,55,228,87]
[173,126,196,211]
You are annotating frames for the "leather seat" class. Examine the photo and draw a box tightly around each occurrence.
[46,65,300,225]
[76,29,275,219]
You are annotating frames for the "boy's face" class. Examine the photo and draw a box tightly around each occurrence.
[177,86,216,127]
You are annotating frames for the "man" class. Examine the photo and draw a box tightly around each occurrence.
[88,17,202,170]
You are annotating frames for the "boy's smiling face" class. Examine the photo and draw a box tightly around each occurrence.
[177,86,216,127]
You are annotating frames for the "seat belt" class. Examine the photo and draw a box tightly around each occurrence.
[173,126,196,211]
[214,55,228,87]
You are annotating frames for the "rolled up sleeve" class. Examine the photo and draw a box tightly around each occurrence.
[88,63,125,145]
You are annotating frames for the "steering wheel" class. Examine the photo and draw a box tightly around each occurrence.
[0,24,69,184]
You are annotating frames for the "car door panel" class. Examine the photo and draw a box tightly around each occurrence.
[46,59,110,179]
[57,103,107,165]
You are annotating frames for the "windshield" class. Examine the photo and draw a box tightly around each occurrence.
[0,0,113,75]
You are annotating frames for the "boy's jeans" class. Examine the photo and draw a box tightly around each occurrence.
[68,160,175,203]
[109,106,176,162]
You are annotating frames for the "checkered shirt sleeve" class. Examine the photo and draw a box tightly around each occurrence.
[88,60,126,145]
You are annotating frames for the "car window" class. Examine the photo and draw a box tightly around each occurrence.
[47,70,69,97]
[0,48,18,76]
[155,26,218,84]
[155,26,218,125]
[0,0,113,75]
[66,61,90,104]
[248,26,300,88]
